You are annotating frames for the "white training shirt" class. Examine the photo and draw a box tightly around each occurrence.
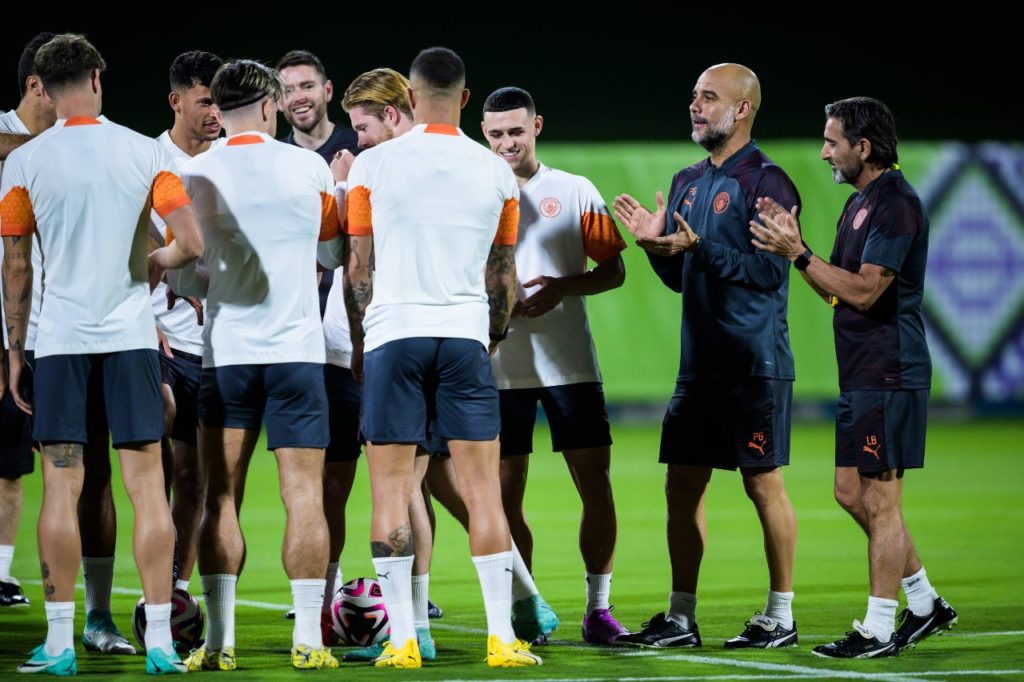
[176,131,338,368]
[148,130,220,356]
[0,116,187,358]
[0,109,43,351]
[323,271,353,368]
[346,124,520,353]
[490,164,626,389]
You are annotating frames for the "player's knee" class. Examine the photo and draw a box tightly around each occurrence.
[172,463,202,503]
[834,484,861,515]
[665,467,707,502]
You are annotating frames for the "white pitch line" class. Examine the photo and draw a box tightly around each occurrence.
[954,630,1024,638]
[663,654,919,682]
[430,673,1024,682]
[664,655,1023,681]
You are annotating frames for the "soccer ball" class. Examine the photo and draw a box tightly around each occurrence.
[132,587,204,654]
[330,577,389,646]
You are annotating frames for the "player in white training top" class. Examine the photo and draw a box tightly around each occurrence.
[1,34,202,676]
[149,49,223,607]
[343,47,540,669]
[482,86,628,645]
[167,59,343,672]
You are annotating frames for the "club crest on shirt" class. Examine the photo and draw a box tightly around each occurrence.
[713,191,730,214]
[853,207,869,230]
[539,197,561,218]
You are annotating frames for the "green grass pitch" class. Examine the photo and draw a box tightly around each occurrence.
[2,420,1022,679]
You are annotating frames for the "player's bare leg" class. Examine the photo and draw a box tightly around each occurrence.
[195,426,257,662]
[171,435,204,585]
[498,455,531,568]
[563,446,625,643]
[79,433,136,655]
[366,442,419,663]
[277,447,330,656]
[742,467,796,594]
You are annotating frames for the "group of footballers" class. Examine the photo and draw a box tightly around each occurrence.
[0,30,956,676]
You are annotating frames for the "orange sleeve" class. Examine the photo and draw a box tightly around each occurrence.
[345,185,373,236]
[494,198,519,246]
[320,191,341,241]
[581,211,626,263]
[0,186,36,237]
[152,170,191,218]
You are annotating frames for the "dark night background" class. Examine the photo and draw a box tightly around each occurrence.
[0,21,1013,142]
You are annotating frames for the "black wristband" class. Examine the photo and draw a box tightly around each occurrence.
[794,248,814,271]
[489,327,509,342]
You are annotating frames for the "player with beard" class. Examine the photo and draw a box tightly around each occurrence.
[150,49,223,602]
[614,63,801,650]
[750,97,956,658]
[277,50,359,318]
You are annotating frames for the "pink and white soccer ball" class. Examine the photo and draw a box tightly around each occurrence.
[330,577,390,646]
[132,587,204,654]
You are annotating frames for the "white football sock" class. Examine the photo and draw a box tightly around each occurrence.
[864,595,898,641]
[144,602,174,655]
[0,544,14,581]
[201,574,237,650]
[764,590,794,629]
[902,567,939,617]
[373,556,415,647]
[82,556,114,614]
[472,551,515,643]
[668,591,697,629]
[412,573,430,631]
[509,540,539,602]
[44,601,75,656]
[291,579,326,648]
[174,578,190,592]
[585,573,611,616]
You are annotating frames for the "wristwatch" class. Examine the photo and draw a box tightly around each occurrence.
[793,248,814,271]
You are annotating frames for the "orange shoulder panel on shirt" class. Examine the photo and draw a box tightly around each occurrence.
[320,192,341,241]
[152,170,191,218]
[0,186,36,237]
[494,198,519,246]
[346,185,373,236]
[581,211,626,263]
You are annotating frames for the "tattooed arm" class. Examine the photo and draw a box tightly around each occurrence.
[343,234,373,380]
[2,235,33,414]
[485,243,517,355]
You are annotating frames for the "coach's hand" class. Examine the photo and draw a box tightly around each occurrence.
[636,212,700,256]
[614,191,667,241]
[750,198,802,259]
